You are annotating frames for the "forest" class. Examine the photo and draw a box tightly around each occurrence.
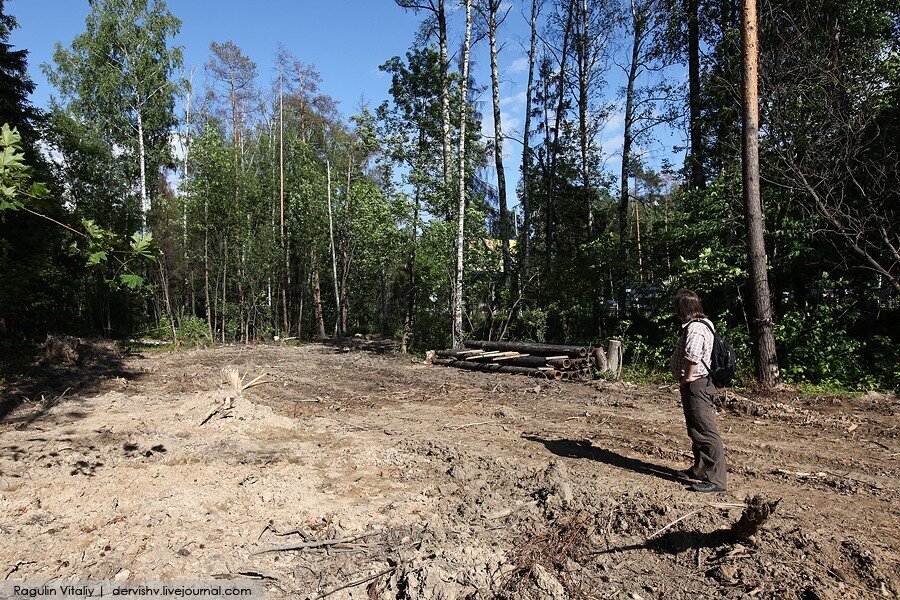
[1,0,897,391]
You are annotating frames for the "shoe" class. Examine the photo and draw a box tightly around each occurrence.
[691,481,726,493]
[676,470,701,481]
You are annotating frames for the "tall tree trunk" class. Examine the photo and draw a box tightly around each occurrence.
[136,110,149,233]
[204,194,213,340]
[634,181,643,281]
[577,0,593,240]
[452,0,473,349]
[311,243,327,339]
[221,237,228,343]
[741,0,779,384]
[340,154,353,335]
[182,69,195,269]
[486,0,511,293]
[279,70,289,335]
[325,158,342,338]
[547,0,576,256]
[159,260,177,343]
[402,184,421,353]
[438,0,452,194]
[687,0,705,189]
[619,0,642,311]
[521,0,539,276]
[542,66,552,254]
[402,125,426,354]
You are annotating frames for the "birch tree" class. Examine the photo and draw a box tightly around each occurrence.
[520,0,541,275]
[476,0,512,292]
[452,0,473,349]
[46,0,182,233]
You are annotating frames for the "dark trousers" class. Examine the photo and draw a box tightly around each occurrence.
[680,378,727,488]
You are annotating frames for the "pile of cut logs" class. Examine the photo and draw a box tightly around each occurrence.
[429,339,622,381]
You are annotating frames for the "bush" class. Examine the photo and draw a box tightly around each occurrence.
[145,315,211,347]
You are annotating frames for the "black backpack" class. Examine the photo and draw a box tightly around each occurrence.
[690,319,737,388]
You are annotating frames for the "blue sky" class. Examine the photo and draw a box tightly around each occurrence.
[8,0,686,204]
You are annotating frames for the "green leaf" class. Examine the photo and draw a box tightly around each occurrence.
[27,182,49,198]
[82,219,103,239]
[87,251,108,265]
[0,124,20,147]
[131,232,154,257]
[120,273,144,289]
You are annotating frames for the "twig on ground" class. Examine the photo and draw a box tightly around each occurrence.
[242,373,271,391]
[46,387,71,407]
[251,531,379,555]
[5,560,35,580]
[212,571,279,582]
[312,567,396,600]
[449,421,497,430]
[865,439,890,451]
[199,398,230,426]
[646,509,704,541]
[646,501,748,542]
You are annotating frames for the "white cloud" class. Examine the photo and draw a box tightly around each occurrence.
[509,56,529,73]
[500,112,521,132]
[500,90,527,107]
[600,134,625,154]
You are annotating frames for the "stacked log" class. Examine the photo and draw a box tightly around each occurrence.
[430,340,598,381]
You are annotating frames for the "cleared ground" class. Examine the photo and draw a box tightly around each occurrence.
[1,340,897,599]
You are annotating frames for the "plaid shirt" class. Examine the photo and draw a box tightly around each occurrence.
[670,318,715,379]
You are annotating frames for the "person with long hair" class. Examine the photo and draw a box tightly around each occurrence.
[670,289,727,493]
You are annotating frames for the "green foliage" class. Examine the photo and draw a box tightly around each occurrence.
[0,124,42,211]
[146,315,210,347]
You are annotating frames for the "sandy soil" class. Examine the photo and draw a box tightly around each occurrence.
[1,340,898,599]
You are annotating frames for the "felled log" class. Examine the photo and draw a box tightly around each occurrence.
[490,355,549,369]
[547,357,573,369]
[436,349,485,359]
[493,353,530,361]
[464,340,591,358]
[437,359,560,380]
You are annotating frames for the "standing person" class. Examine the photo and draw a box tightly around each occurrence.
[670,289,727,493]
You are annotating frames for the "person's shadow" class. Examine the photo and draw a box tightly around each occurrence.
[523,435,742,556]
[522,435,688,486]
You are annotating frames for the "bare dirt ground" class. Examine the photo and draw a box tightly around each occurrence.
[1,340,898,599]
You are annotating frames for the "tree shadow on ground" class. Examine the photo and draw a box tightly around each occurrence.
[522,435,687,485]
[600,528,737,555]
[0,338,140,427]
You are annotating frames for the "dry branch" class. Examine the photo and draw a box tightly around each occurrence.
[252,531,379,555]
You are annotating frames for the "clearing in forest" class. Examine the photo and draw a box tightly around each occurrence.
[1,341,897,599]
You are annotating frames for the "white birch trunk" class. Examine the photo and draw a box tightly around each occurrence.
[452,0,473,349]
[136,110,148,233]
[326,158,342,338]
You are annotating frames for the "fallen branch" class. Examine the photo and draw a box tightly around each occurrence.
[251,531,379,555]
[212,571,279,582]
